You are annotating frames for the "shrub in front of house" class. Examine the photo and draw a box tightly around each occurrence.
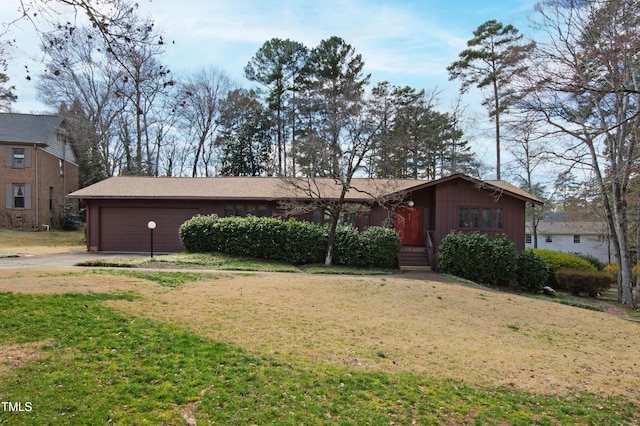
[281,219,327,265]
[331,225,364,266]
[571,252,605,271]
[515,250,549,293]
[179,216,400,268]
[179,214,220,252]
[555,268,614,297]
[212,216,289,260]
[532,249,596,289]
[331,225,401,267]
[360,226,401,268]
[437,231,517,288]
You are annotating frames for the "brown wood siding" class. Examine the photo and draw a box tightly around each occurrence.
[433,179,526,252]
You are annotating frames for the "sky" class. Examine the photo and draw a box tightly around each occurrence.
[0,0,541,177]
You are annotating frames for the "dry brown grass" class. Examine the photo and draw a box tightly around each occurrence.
[0,228,85,254]
[0,341,53,375]
[0,263,638,405]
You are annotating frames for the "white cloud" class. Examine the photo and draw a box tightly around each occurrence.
[2,0,537,113]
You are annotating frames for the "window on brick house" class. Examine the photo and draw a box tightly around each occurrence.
[13,184,25,208]
[12,148,25,168]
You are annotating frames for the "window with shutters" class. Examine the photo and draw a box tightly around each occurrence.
[12,148,25,168]
[13,184,25,209]
[6,184,30,210]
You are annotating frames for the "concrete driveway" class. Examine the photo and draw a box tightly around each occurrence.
[0,250,148,269]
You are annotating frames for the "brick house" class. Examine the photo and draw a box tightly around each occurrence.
[0,113,80,229]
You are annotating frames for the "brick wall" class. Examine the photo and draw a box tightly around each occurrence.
[0,146,80,229]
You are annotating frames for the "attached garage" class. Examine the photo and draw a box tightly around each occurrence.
[99,206,200,252]
[67,176,294,253]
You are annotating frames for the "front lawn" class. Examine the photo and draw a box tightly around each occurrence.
[1,292,637,425]
[75,251,395,275]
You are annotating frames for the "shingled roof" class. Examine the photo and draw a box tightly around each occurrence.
[68,176,423,201]
[68,174,543,204]
[0,113,65,145]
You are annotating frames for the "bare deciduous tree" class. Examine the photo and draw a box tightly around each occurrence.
[176,67,235,177]
[524,0,640,304]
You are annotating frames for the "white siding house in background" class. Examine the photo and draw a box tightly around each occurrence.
[525,221,612,263]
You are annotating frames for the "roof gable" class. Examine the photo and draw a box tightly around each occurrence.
[0,113,65,145]
[385,173,544,205]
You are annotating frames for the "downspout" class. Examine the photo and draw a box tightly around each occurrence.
[62,138,67,208]
[34,144,39,228]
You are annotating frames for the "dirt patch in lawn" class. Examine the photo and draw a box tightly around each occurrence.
[0,266,639,404]
[0,341,53,375]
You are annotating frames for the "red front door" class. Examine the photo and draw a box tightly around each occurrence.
[394,207,423,245]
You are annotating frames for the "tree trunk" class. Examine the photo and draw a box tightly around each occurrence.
[613,209,634,304]
[493,80,501,181]
[325,218,338,266]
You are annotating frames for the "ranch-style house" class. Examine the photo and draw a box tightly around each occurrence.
[68,173,542,269]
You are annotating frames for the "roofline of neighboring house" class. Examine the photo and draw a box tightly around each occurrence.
[0,141,48,146]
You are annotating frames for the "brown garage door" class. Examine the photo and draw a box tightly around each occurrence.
[100,207,200,252]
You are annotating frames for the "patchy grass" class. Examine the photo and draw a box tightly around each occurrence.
[0,252,19,258]
[75,252,399,275]
[300,263,395,275]
[76,252,299,273]
[532,293,606,312]
[0,292,637,425]
[0,228,84,248]
[38,269,221,288]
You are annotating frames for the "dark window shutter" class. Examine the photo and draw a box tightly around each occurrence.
[5,148,10,167]
[24,149,31,168]
[5,184,11,209]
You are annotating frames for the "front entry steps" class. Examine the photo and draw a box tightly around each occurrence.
[398,246,431,271]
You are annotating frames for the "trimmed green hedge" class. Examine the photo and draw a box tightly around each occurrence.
[179,215,400,268]
[532,249,596,289]
[178,214,220,253]
[438,232,549,292]
[516,250,549,293]
[360,226,402,268]
[555,268,614,297]
[437,232,518,288]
